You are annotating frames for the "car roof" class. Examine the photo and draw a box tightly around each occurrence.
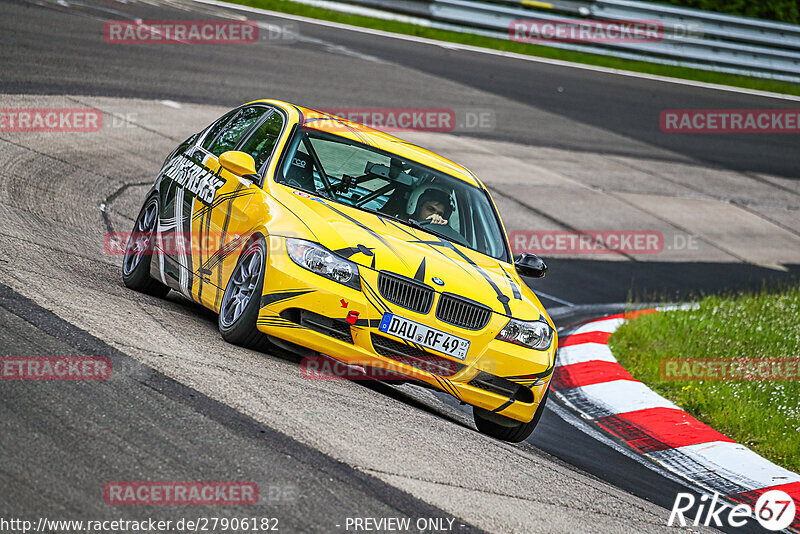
[247,99,483,188]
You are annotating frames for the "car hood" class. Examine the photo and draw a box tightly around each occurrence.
[273,187,544,320]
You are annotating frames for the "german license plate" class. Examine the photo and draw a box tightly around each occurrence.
[378,313,470,360]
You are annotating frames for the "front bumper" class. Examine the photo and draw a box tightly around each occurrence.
[256,236,557,423]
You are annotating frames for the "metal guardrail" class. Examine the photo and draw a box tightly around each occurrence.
[304,0,800,83]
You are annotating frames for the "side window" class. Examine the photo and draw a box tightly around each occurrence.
[207,107,268,157]
[200,109,238,151]
[239,112,285,171]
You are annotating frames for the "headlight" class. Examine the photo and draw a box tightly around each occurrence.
[496,319,553,350]
[286,238,361,290]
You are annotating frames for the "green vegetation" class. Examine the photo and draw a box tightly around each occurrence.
[652,0,799,25]
[227,0,800,96]
[609,287,800,472]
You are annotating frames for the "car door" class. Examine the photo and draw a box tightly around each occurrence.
[193,107,287,311]
[154,105,271,308]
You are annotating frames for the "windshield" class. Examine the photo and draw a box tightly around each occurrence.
[278,128,508,261]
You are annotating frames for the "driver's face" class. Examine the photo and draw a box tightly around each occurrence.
[418,200,445,219]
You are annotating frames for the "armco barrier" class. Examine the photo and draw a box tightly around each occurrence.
[278,0,800,83]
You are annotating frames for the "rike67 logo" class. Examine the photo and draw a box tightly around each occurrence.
[669,490,796,531]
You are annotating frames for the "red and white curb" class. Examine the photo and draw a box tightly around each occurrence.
[552,309,800,530]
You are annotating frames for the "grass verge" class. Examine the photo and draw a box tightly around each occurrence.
[608,286,800,472]
[225,0,800,97]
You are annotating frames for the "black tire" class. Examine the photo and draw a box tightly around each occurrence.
[218,236,270,350]
[122,196,170,298]
[473,387,550,443]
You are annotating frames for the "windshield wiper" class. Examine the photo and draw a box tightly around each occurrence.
[405,218,426,230]
[331,202,469,248]
[406,218,469,247]
[354,208,436,237]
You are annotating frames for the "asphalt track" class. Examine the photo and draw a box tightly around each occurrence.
[0,0,797,532]
[3,0,800,178]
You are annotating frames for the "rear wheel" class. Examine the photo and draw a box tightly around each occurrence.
[218,237,270,350]
[473,387,550,443]
[122,196,170,297]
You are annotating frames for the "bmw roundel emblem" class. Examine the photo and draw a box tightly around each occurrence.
[431,277,445,286]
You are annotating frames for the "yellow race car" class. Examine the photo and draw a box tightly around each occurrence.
[122,100,556,442]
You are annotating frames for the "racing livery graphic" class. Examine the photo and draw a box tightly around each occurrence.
[123,99,557,442]
[161,153,226,205]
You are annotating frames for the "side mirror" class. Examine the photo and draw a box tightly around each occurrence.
[219,151,257,178]
[514,253,547,278]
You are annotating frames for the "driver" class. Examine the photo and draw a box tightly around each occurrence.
[407,185,453,226]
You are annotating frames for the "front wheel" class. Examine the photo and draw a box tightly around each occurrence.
[218,236,270,350]
[473,387,550,443]
[122,196,170,297]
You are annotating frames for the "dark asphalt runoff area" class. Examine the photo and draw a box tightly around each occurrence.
[1,0,799,178]
[0,282,483,532]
